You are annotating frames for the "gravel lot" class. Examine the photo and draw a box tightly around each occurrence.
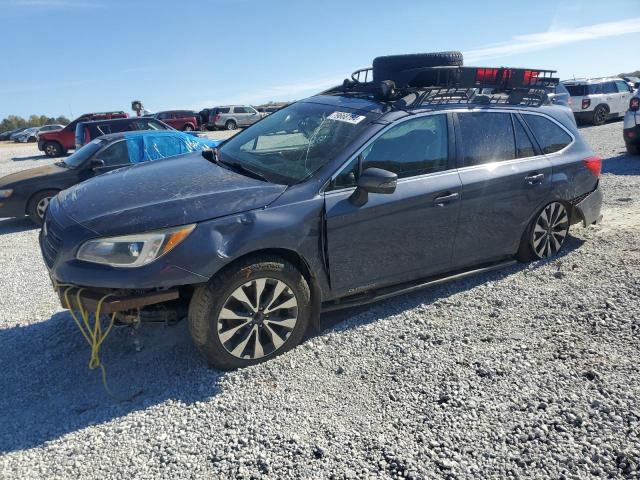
[1,120,639,479]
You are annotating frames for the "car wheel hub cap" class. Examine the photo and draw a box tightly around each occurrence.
[217,278,298,360]
[36,197,51,218]
[532,202,569,259]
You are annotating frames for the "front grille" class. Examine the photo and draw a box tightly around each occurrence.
[41,216,63,268]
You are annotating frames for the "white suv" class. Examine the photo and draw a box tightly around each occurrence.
[562,78,634,125]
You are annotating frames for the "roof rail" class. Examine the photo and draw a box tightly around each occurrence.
[322,65,560,109]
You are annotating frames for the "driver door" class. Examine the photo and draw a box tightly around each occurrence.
[324,114,462,297]
[86,139,131,178]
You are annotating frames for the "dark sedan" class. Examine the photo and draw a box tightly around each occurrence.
[0,130,219,225]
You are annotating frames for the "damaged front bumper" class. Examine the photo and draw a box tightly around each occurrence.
[55,284,180,314]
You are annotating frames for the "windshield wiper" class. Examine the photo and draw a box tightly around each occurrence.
[201,147,268,182]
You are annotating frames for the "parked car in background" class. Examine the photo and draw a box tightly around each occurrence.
[152,111,200,131]
[39,56,603,369]
[38,111,128,158]
[75,117,171,149]
[622,76,640,90]
[13,127,39,143]
[0,130,220,225]
[9,127,31,141]
[0,127,26,141]
[562,78,634,125]
[623,90,640,155]
[14,124,65,143]
[212,105,262,130]
[548,83,571,108]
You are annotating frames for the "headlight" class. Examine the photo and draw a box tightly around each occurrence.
[0,189,13,198]
[76,224,195,267]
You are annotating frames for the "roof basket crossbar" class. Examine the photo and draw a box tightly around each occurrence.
[323,66,560,108]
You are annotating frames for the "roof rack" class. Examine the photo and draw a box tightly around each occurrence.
[322,66,560,109]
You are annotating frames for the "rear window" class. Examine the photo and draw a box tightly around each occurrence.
[458,112,515,166]
[522,114,572,154]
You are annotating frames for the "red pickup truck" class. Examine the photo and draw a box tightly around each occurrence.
[38,111,128,157]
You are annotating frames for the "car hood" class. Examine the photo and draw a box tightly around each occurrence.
[0,163,67,186]
[57,153,287,235]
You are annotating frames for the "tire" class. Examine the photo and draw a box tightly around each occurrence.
[373,51,463,83]
[183,124,194,131]
[27,190,59,226]
[591,105,609,126]
[225,120,237,130]
[517,201,570,262]
[27,136,37,143]
[188,255,312,370]
[43,141,63,158]
[626,143,639,155]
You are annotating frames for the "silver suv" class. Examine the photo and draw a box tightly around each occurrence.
[213,105,261,130]
[562,77,634,125]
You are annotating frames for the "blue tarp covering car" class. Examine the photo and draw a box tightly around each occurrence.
[124,131,221,163]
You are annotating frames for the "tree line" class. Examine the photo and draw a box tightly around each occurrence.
[1,114,71,133]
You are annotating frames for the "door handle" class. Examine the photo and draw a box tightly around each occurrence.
[525,173,545,185]
[433,192,459,206]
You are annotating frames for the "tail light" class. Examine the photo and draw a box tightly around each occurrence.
[583,156,601,178]
[630,97,640,112]
[582,98,591,110]
[214,113,221,121]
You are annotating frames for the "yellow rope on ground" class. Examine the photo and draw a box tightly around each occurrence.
[56,282,139,401]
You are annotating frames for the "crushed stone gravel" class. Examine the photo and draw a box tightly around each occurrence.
[0,119,639,479]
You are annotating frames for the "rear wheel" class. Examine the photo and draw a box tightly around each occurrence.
[225,120,237,130]
[517,202,570,261]
[188,255,311,370]
[592,105,608,126]
[43,141,63,158]
[183,124,194,131]
[27,190,58,226]
[626,143,639,155]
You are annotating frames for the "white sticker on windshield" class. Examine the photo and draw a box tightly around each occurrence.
[327,111,366,124]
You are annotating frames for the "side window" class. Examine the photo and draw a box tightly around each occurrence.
[234,107,249,114]
[513,116,536,158]
[97,124,112,135]
[218,107,230,114]
[458,112,515,166]
[332,157,359,189]
[602,82,616,94]
[361,114,448,179]
[95,140,130,166]
[615,80,631,93]
[522,115,572,155]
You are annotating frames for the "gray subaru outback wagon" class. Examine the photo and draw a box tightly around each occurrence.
[41,52,602,369]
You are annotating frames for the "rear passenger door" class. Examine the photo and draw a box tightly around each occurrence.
[452,111,552,267]
[324,113,462,296]
[615,80,633,114]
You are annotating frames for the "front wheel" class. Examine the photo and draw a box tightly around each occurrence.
[188,255,311,370]
[517,201,570,261]
[27,190,59,226]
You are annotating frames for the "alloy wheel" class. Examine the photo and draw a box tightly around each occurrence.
[531,202,569,259]
[36,196,51,219]
[217,278,298,360]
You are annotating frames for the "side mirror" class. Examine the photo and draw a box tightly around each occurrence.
[349,167,397,206]
[89,158,105,170]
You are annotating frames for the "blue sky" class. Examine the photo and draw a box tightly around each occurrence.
[0,0,639,119]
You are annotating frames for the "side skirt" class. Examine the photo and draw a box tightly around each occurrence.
[321,259,517,312]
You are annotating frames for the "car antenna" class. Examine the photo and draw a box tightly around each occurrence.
[202,147,219,164]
